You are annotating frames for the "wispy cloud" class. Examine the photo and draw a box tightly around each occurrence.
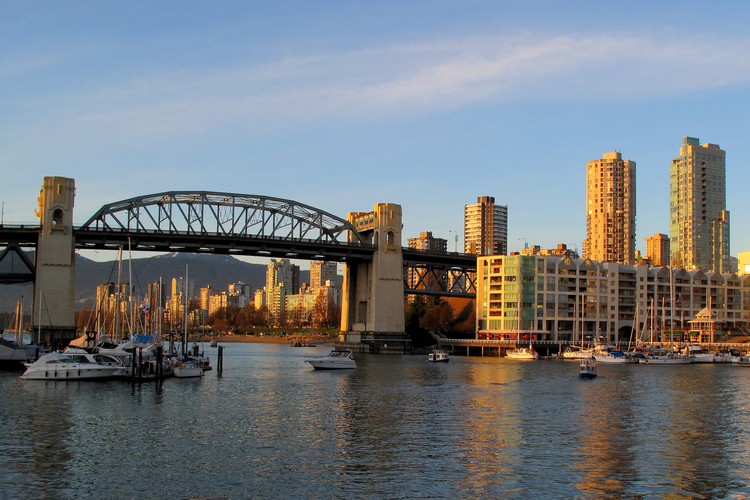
[19,33,750,138]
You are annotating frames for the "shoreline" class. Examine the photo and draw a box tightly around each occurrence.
[212,335,336,345]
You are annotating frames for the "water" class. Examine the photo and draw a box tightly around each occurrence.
[2,344,750,499]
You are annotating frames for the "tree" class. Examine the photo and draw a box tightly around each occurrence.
[420,298,454,335]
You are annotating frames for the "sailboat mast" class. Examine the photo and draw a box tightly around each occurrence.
[183,264,189,355]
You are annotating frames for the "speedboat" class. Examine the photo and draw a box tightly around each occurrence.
[428,349,449,362]
[305,349,357,370]
[506,346,538,360]
[579,358,597,378]
[21,352,120,380]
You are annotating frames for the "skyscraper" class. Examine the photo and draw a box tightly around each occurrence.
[583,151,636,264]
[463,196,508,255]
[645,233,670,267]
[669,136,729,272]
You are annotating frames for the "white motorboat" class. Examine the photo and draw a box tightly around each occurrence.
[305,349,357,370]
[428,349,449,362]
[63,347,130,378]
[506,346,538,360]
[0,338,36,370]
[21,352,120,380]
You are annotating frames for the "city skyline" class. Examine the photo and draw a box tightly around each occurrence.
[3,2,750,263]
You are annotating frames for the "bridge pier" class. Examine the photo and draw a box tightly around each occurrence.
[340,203,409,353]
[33,177,77,348]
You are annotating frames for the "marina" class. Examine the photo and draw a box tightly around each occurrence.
[2,342,750,498]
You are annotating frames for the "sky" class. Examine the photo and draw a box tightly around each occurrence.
[2,0,750,265]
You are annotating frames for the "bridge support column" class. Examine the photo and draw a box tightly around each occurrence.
[33,177,77,348]
[340,203,408,353]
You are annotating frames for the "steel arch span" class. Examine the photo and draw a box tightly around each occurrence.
[75,192,372,259]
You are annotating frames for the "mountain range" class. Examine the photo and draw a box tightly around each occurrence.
[0,252,309,318]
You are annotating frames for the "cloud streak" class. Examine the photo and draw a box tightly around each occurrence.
[15,33,750,138]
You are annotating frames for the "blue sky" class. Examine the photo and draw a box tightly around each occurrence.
[3,1,750,264]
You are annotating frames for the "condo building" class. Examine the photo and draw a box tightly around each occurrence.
[464,196,508,255]
[583,151,636,264]
[645,233,670,268]
[476,254,750,344]
[670,136,730,273]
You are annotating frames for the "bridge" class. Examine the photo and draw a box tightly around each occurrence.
[0,177,476,349]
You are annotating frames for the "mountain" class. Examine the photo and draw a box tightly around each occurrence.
[0,252,306,317]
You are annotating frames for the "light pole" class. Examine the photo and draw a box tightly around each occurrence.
[448,230,458,253]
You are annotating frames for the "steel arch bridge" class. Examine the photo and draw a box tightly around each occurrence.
[2,190,476,296]
[74,191,375,260]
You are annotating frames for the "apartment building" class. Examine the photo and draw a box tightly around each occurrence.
[645,233,670,268]
[670,136,730,272]
[584,151,636,264]
[464,196,508,255]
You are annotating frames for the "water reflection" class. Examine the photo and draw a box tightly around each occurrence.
[2,346,750,498]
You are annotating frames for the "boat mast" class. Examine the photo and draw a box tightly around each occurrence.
[183,264,188,356]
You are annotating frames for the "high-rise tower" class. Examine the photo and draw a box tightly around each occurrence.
[670,137,729,272]
[463,196,508,255]
[583,152,636,264]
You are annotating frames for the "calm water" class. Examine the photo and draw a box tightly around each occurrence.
[2,343,750,499]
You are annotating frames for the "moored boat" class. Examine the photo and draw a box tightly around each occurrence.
[173,356,204,378]
[506,346,538,360]
[21,352,120,381]
[305,349,357,370]
[593,344,630,364]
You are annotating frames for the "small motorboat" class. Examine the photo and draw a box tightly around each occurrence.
[305,349,357,370]
[579,358,597,379]
[427,349,449,362]
[21,352,120,381]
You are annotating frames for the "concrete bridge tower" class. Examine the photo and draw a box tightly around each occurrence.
[33,176,77,347]
[340,203,408,353]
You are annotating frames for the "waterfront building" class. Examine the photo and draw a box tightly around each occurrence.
[670,136,730,273]
[476,254,750,344]
[739,251,750,276]
[584,151,636,264]
[645,233,670,268]
[464,196,508,255]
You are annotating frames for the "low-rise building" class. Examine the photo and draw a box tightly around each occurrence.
[476,254,750,343]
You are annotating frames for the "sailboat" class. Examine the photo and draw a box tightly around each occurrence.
[562,294,594,359]
[0,299,37,369]
[639,280,692,365]
[505,292,538,360]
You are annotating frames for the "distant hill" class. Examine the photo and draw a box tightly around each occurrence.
[0,252,311,317]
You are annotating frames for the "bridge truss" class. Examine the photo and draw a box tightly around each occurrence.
[403,249,476,298]
[75,192,374,260]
